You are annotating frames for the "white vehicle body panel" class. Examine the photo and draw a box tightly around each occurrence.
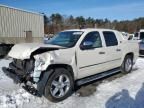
[77,46,106,79]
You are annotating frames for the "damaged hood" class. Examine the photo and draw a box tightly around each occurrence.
[8,43,64,59]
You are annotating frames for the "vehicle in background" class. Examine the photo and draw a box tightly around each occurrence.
[121,32,135,40]
[128,34,134,40]
[134,29,144,40]
[134,29,144,56]
[43,34,54,44]
[139,39,144,56]
[2,29,139,102]
[0,5,44,58]
[121,32,129,40]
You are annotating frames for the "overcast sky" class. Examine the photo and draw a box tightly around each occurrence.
[0,0,144,20]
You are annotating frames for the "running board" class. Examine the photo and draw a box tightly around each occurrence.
[76,67,120,86]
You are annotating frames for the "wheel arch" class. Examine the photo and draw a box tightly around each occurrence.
[121,52,134,73]
[37,64,75,97]
[48,64,74,78]
[125,52,134,59]
[121,52,134,66]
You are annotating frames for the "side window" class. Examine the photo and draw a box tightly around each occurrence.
[103,31,118,47]
[81,31,102,48]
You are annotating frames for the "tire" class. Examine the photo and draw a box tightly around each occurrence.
[44,68,74,102]
[121,55,133,73]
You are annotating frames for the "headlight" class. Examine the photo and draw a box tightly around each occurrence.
[35,58,45,71]
[34,53,52,71]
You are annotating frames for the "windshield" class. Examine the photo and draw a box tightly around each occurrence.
[47,31,83,47]
[140,32,144,40]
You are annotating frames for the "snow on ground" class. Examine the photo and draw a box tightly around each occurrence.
[0,59,19,91]
[0,58,144,108]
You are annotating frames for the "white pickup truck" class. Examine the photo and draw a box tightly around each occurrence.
[3,29,139,102]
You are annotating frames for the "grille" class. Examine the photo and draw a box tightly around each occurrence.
[13,59,34,73]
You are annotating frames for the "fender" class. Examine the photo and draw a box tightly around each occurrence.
[37,69,53,96]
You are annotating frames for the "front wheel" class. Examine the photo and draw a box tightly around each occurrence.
[44,68,74,102]
[121,55,133,73]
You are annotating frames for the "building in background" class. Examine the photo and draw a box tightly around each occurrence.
[0,5,44,44]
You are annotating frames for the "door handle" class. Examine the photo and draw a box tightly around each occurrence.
[99,52,105,54]
[116,49,121,52]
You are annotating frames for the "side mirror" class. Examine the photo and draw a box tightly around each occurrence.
[80,41,93,50]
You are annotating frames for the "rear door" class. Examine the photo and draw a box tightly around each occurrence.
[102,31,122,70]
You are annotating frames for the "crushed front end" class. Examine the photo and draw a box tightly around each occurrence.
[2,58,42,96]
[2,43,65,98]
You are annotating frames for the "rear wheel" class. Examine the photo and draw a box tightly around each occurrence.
[121,55,133,73]
[44,68,74,102]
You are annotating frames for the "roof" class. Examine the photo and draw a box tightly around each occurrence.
[140,29,144,32]
[64,28,117,32]
[0,4,43,16]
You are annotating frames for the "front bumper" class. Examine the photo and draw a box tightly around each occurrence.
[2,67,41,97]
[2,59,42,97]
[2,60,32,83]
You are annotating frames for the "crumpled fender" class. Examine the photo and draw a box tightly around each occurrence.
[33,49,78,80]
[35,50,77,96]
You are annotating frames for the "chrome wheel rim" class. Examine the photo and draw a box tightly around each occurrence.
[125,58,132,72]
[50,74,70,98]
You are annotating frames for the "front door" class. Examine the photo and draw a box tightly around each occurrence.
[77,31,106,79]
